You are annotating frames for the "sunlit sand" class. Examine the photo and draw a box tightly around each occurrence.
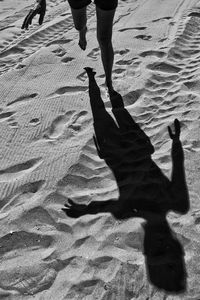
[0,0,199,298]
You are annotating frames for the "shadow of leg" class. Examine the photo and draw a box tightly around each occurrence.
[84,67,120,155]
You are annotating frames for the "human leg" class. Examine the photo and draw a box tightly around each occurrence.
[96,6,116,92]
[68,0,91,50]
[95,0,118,11]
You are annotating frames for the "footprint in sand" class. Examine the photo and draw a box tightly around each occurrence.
[29,118,41,126]
[159,37,168,43]
[87,47,100,60]
[115,48,130,56]
[15,63,26,70]
[68,110,89,133]
[43,110,89,140]
[135,35,152,41]
[0,111,15,122]
[7,93,38,107]
[0,109,19,128]
[8,117,18,128]
[119,26,147,32]
[77,70,88,82]
[116,59,133,66]
[152,16,171,23]
[50,85,88,96]
[139,50,166,58]
[60,12,71,17]
[43,112,76,140]
[51,47,66,57]
[61,56,75,64]
[0,158,43,182]
[9,122,18,128]
[188,12,200,18]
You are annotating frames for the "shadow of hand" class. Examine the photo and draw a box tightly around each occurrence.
[62,199,87,218]
[168,119,180,141]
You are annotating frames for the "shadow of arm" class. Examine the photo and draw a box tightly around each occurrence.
[168,120,189,214]
[62,198,137,219]
[62,199,119,218]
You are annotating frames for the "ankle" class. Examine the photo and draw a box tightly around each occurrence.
[106,80,113,91]
[79,26,87,33]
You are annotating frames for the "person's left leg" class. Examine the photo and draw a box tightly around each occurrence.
[68,0,91,50]
[70,6,87,50]
[96,6,116,92]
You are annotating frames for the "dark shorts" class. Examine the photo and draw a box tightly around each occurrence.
[68,0,118,10]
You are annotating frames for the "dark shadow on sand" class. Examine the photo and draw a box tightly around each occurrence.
[62,67,189,293]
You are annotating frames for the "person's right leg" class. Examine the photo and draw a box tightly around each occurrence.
[95,0,118,92]
[96,7,116,92]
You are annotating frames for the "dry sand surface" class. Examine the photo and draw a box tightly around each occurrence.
[1,0,200,298]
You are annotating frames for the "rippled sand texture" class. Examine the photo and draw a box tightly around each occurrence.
[1,0,200,298]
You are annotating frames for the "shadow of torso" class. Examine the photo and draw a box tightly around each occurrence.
[97,106,172,216]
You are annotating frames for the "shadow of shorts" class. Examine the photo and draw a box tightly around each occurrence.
[68,0,118,10]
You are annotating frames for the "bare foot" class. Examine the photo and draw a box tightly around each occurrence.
[78,26,87,50]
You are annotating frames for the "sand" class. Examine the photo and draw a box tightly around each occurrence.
[0,0,200,298]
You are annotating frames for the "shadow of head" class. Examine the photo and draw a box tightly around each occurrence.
[143,221,187,293]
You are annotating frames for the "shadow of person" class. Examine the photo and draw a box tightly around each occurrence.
[62,67,189,293]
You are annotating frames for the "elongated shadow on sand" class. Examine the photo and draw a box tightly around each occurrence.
[62,67,189,293]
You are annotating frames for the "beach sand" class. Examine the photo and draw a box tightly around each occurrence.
[0,0,200,298]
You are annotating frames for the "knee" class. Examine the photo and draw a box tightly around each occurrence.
[97,32,112,46]
[74,23,85,31]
